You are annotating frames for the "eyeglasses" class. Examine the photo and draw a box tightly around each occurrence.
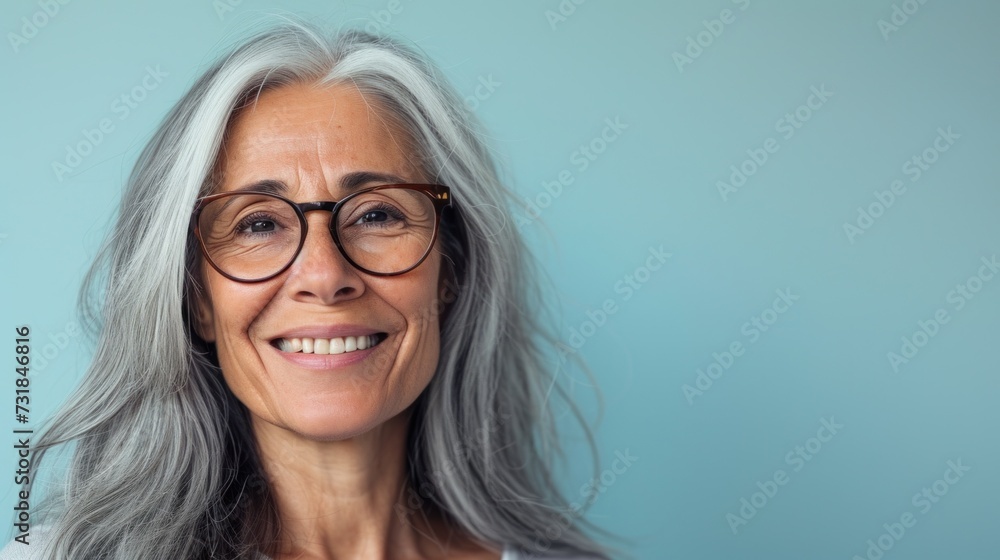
[191,184,451,282]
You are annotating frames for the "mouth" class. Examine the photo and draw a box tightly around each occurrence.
[270,333,389,355]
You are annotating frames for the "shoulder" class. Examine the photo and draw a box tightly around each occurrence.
[0,527,52,560]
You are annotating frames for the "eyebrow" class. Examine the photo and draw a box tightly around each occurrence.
[230,171,411,197]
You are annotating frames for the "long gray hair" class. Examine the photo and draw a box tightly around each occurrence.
[27,20,618,559]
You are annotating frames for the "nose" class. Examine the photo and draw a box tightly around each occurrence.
[282,211,365,305]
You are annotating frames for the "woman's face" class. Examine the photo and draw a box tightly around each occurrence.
[194,81,443,440]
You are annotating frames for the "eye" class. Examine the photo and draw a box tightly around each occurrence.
[361,210,388,223]
[236,212,281,236]
[348,203,406,227]
[248,219,275,232]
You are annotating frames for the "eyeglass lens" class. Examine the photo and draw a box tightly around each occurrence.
[197,188,438,280]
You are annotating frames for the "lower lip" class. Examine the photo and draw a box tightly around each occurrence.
[269,339,382,369]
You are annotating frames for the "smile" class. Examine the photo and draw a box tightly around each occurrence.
[272,334,388,355]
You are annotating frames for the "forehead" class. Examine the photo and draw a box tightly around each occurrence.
[214,81,422,195]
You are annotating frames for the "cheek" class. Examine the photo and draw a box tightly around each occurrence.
[211,287,265,342]
[402,263,445,380]
[205,279,275,390]
[370,261,444,387]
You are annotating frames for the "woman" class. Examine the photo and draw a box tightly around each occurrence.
[2,21,617,560]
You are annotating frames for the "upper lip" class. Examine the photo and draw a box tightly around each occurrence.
[269,324,385,341]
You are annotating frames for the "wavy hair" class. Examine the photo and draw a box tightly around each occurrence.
[25,20,618,560]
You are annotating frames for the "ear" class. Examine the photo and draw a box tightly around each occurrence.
[190,286,216,343]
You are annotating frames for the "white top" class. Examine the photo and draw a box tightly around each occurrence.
[0,532,597,559]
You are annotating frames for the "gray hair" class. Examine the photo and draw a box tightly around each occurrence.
[26,20,619,559]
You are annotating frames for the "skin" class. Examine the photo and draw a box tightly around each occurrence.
[193,81,499,560]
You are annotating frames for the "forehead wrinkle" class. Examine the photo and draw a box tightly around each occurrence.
[318,86,413,193]
[371,112,432,183]
[270,91,337,198]
[342,83,423,180]
[366,101,419,177]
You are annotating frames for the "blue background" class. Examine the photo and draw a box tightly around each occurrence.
[1,1,998,558]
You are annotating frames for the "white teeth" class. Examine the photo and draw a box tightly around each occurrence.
[330,337,346,354]
[314,338,330,354]
[277,335,379,355]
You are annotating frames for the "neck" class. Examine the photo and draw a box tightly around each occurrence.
[251,407,479,559]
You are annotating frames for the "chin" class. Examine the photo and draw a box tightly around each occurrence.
[256,390,397,442]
